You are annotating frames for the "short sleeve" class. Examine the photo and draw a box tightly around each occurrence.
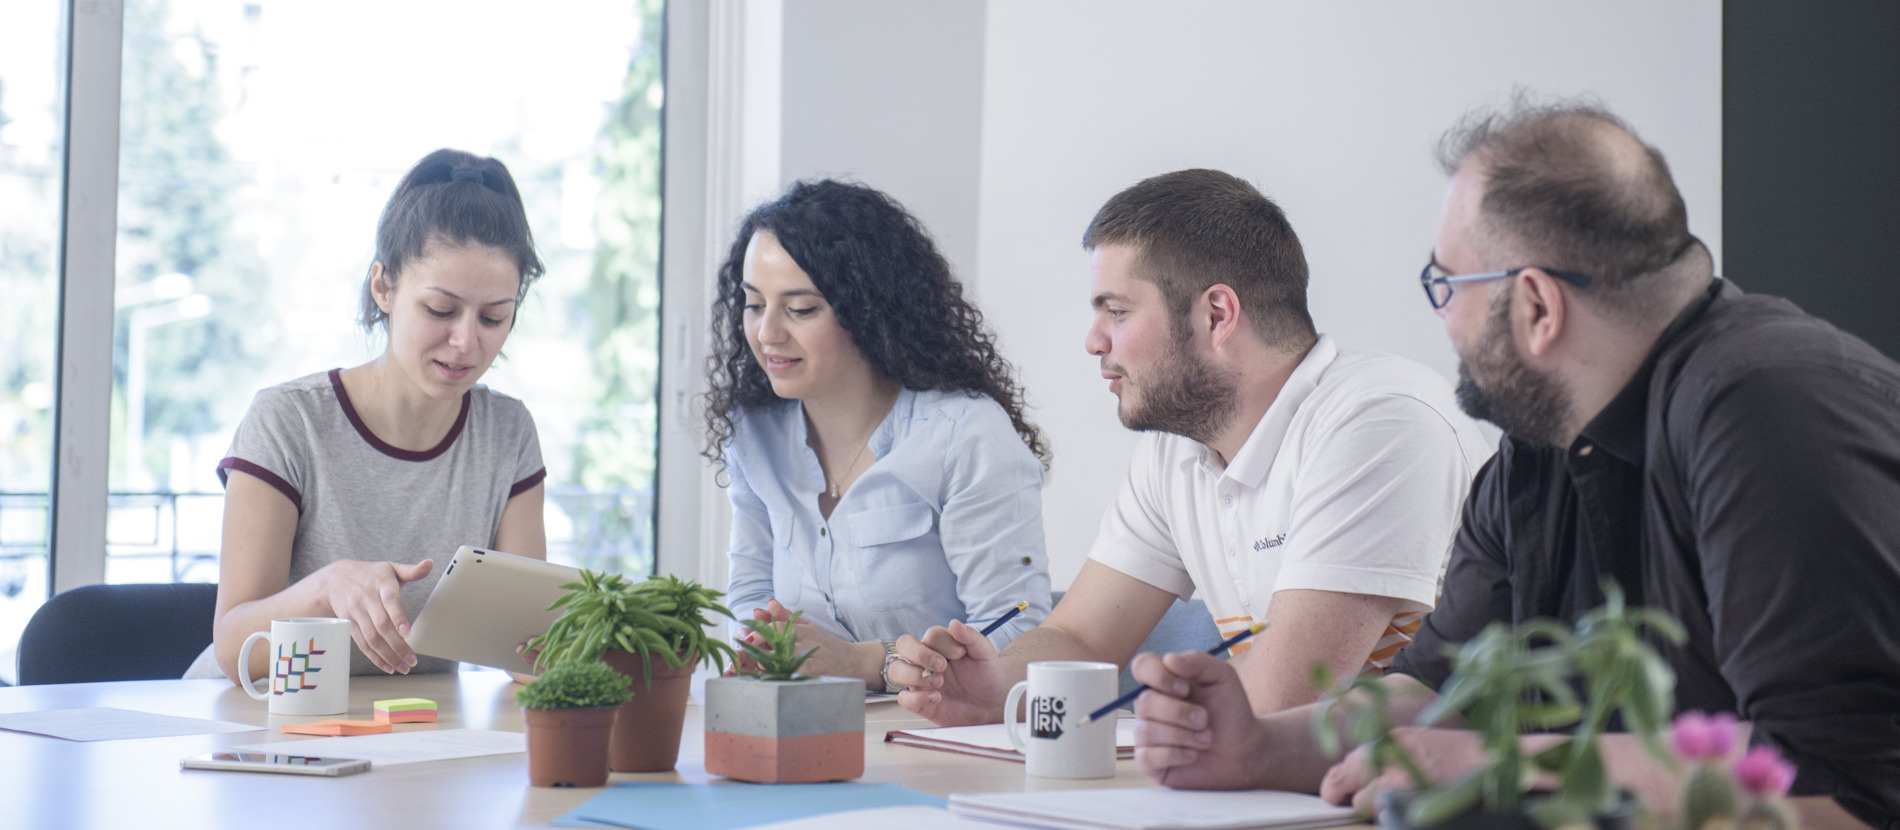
[1087,435,1196,600]
[505,400,546,497]
[216,388,309,510]
[1273,393,1475,610]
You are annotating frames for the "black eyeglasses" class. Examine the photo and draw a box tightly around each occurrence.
[1419,257,1594,310]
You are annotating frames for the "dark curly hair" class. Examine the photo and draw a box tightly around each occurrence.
[702,179,1049,471]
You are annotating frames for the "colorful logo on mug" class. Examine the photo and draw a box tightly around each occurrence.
[1029,695,1066,740]
[272,637,325,695]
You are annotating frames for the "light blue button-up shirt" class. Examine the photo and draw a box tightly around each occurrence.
[724,388,1051,651]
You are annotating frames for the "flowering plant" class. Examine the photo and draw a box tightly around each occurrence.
[1673,710,1800,830]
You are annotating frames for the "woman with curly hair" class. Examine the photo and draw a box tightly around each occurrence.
[706,179,1052,692]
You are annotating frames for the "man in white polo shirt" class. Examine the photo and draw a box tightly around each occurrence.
[891,169,1491,724]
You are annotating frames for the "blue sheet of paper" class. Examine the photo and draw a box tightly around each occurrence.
[550,781,947,829]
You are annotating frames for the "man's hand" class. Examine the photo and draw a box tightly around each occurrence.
[1318,727,1513,815]
[893,620,1011,725]
[1131,650,1272,790]
[316,558,432,674]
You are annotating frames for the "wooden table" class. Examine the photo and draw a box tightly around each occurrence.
[0,670,1158,828]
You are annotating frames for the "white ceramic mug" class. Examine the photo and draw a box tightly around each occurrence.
[238,617,351,716]
[1003,660,1118,779]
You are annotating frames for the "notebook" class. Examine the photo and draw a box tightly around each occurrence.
[885,720,1137,762]
[947,788,1360,830]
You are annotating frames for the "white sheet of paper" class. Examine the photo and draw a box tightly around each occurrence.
[949,788,1359,830]
[0,708,263,742]
[740,806,992,830]
[233,728,524,766]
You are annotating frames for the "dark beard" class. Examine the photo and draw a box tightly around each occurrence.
[1119,331,1237,445]
[1454,291,1572,448]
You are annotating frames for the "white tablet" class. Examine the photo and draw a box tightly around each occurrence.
[405,546,582,671]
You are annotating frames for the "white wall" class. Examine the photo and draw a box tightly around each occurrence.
[778,1,987,278]
[742,0,1723,589]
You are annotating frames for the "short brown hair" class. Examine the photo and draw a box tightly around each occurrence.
[1082,169,1316,349]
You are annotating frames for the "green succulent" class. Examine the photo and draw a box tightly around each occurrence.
[526,571,738,684]
[737,612,819,682]
[515,660,633,710]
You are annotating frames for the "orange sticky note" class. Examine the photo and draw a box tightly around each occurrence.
[281,719,392,736]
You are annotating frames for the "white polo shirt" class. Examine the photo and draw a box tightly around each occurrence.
[1089,335,1493,667]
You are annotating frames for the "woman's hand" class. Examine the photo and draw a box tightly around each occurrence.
[312,559,433,674]
[736,599,884,686]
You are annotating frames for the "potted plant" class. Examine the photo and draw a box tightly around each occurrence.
[1670,710,1799,830]
[1315,583,1686,830]
[516,660,632,787]
[527,571,736,772]
[704,611,866,783]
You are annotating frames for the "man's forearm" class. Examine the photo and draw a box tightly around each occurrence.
[983,625,1108,718]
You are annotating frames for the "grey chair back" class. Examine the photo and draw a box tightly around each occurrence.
[17,583,219,685]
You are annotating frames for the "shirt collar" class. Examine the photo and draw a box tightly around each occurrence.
[1576,278,1729,465]
[1183,334,1338,488]
[791,388,914,492]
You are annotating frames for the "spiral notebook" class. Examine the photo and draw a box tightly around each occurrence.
[884,720,1137,762]
[947,788,1360,830]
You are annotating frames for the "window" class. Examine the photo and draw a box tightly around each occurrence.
[107,0,665,582]
[0,3,69,683]
[2,0,666,680]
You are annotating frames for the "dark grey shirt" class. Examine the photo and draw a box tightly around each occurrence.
[1391,279,1900,828]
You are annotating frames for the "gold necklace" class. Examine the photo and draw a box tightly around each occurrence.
[826,440,872,499]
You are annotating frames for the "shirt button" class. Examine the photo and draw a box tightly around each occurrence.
[820,527,828,537]
[1577,445,1594,457]
[1221,496,1233,508]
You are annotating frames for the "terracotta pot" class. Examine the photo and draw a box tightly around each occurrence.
[601,649,695,772]
[704,675,866,783]
[522,705,618,787]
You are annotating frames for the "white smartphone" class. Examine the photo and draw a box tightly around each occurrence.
[180,751,370,777]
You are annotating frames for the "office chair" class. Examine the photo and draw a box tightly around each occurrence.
[16,582,219,685]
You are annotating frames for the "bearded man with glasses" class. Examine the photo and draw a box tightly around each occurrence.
[1130,100,1900,830]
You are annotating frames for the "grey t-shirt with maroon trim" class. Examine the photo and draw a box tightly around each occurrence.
[186,369,544,678]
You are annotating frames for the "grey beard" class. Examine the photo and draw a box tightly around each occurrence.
[1455,355,1570,449]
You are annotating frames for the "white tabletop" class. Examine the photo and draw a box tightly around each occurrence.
[0,670,1158,829]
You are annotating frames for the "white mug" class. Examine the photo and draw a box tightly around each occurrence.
[238,618,352,716]
[1003,660,1118,779]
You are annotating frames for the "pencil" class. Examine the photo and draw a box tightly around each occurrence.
[1076,621,1267,726]
[978,601,1030,637]
[920,602,1030,680]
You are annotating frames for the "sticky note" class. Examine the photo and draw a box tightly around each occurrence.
[281,719,392,736]
[374,698,439,723]
[375,709,438,724]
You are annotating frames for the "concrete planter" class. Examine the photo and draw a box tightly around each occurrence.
[704,675,865,783]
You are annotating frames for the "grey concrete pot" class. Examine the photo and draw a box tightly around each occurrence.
[703,675,865,783]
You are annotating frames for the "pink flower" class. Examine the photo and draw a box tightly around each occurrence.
[1671,710,1739,760]
[1734,745,1797,797]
